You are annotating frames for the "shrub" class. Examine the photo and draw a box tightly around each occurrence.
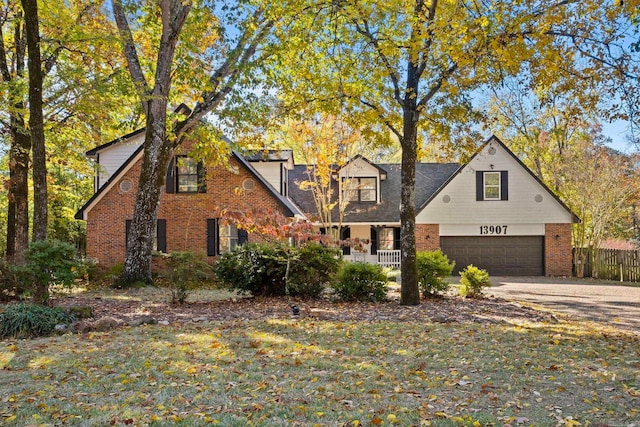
[215,242,342,298]
[416,250,455,297]
[215,243,288,296]
[333,262,388,302]
[161,251,215,304]
[0,259,28,302]
[459,264,491,298]
[10,240,80,304]
[0,303,75,339]
[287,243,342,298]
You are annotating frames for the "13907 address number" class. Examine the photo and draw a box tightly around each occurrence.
[479,225,508,235]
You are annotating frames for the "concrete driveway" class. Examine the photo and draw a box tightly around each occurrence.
[486,277,640,333]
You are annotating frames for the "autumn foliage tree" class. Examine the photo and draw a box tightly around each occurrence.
[111,0,299,284]
[275,0,639,304]
[275,114,367,244]
[1,0,138,260]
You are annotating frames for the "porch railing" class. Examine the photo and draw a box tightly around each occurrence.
[377,250,401,269]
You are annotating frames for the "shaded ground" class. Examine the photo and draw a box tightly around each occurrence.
[487,276,640,333]
[50,276,640,333]
[52,286,558,328]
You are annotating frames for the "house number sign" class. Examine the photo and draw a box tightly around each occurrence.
[479,225,508,235]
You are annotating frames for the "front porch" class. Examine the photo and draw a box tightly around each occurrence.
[344,249,401,269]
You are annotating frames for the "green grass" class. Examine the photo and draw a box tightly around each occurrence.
[1,316,638,426]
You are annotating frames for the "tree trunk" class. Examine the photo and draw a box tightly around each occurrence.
[119,104,173,285]
[399,96,420,305]
[6,127,31,263]
[22,0,48,241]
[2,11,30,263]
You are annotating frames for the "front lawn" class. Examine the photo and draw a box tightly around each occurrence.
[1,295,638,426]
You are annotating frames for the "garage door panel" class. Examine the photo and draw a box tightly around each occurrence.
[440,236,544,276]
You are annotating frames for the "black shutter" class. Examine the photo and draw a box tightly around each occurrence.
[370,227,378,255]
[125,220,132,249]
[207,219,218,256]
[394,227,401,250]
[476,171,484,201]
[238,228,248,245]
[166,157,175,193]
[197,161,207,193]
[341,227,351,256]
[156,219,167,252]
[500,171,508,201]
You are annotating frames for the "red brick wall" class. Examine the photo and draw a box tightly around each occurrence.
[545,223,573,276]
[85,154,290,268]
[415,224,440,252]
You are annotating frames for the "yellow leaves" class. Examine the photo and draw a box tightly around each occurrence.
[563,417,582,427]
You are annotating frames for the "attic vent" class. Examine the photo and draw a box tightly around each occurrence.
[242,178,255,191]
[535,194,543,203]
[488,146,497,155]
[442,195,451,203]
[119,179,133,194]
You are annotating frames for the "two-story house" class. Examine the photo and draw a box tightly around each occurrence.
[76,134,577,276]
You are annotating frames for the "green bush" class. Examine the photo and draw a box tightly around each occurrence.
[0,259,28,302]
[333,262,388,302]
[161,251,215,304]
[459,264,491,298]
[215,242,341,298]
[287,243,341,298]
[416,249,455,297]
[0,303,75,339]
[9,240,81,304]
[215,243,288,296]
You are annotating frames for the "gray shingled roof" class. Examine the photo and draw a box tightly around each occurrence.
[288,162,460,223]
[243,149,293,162]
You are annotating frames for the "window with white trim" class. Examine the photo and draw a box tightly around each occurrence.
[483,172,501,200]
[476,171,508,201]
[344,177,377,202]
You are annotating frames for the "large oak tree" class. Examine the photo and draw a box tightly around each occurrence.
[112,0,297,284]
[275,0,639,304]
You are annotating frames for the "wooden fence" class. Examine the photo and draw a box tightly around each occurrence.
[574,248,640,282]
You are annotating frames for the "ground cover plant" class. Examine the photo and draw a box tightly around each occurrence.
[1,284,638,426]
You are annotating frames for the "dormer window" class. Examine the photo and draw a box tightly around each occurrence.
[344,177,377,202]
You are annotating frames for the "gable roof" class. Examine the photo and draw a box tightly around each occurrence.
[76,146,304,221]
[288,162,458,223]
[338,154,388,180]
[243,149,294,163]
[417,135,580,222]
[85,104,192,157]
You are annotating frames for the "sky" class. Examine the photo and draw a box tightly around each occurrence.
[602,119,636,153]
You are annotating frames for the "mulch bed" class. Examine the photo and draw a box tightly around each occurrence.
[52,291,559,327]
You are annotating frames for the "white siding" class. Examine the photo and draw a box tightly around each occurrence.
[416,139,573,227]
[96,134,144,188]
[251,162,282,193]
[338,157,379,179]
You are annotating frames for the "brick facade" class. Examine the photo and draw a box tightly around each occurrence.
[85,155,291,268]
[544,223,573,276]
[415,224,440,252]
